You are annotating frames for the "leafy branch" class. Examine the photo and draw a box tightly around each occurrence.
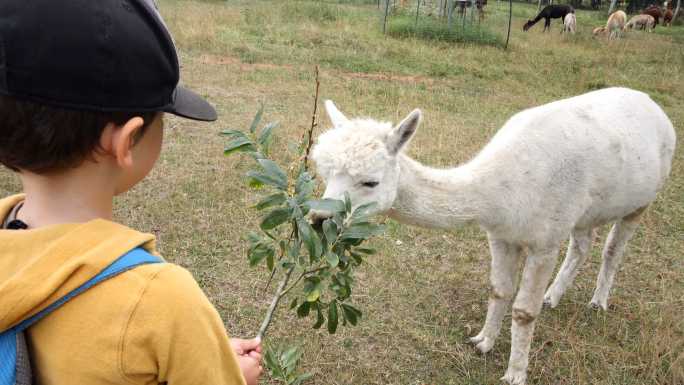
[222,105,384,341]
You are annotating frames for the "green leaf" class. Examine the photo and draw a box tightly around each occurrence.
[248,243,274,267]
[340,223,385,241]
[349,202,378,224]
[325,250,339,268]
[297,218,322,261]
[219,129,245,137]
[312,304,325,329]
[289,297,298,310]
[327,301,338,334]
[306,288,320,302]
[322,219,338,244]
[281,346,301,372]
[350,251,363,264]
[264,349,284,379]
[355,247,376,254]
[223,136,256,155]
[266,252,275,271]
[303,277,322,302]
[295,171,315,202]
[257,158,288,190]
[247,171,280,189]
[344,192,352,214]
[293,373,314,385]
[249,104,264,134]
[305,199,345,214]
[255,193,286,210]
[258,121,279,147]
[297,301,311,317]
[260,207,292,230]
[341,303,362,326]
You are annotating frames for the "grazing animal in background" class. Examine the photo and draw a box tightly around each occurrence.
[311,88,676,385]
[523,4,575,32]
[642,4,663,25]
[563,13,577,33]
[594,10,627,39]
[625,14,656,31]
[664,8,673,25]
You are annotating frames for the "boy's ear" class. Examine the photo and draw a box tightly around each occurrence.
[104,117,145,168]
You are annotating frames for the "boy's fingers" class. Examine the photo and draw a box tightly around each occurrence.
[240,338,261,351]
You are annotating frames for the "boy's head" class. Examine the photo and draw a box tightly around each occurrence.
[0,0,216,186]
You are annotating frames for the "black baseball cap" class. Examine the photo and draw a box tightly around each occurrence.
[0,0,217,121]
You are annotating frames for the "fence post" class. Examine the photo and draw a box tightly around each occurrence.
[447,0,454,28]
[415,0,421,28]
[383,0,391,34]
[505,0,512,49]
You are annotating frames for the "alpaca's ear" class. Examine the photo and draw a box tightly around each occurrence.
[325,100,349,129]
[387,109,421,155]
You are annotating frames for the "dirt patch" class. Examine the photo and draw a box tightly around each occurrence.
[199,54,435,85]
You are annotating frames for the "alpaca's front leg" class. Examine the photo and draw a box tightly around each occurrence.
[470,237,522,353]
[544,228,593,308]
[502,248,558,385]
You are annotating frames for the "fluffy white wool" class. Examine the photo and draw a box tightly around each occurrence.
[311,88,676,385]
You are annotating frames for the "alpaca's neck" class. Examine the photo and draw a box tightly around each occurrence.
[388,155,493,229]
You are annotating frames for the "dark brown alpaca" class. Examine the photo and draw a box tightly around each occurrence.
[523,4,575,32]
[642,5,663,25]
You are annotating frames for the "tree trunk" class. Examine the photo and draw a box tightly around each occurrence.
[608,0,618,15]
[675,0,682,23]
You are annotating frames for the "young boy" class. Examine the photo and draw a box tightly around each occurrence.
[0,0,262,384]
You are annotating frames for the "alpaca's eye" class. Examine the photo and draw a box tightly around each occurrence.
[361,181,379,188]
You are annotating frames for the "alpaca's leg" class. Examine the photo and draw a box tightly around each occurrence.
[502,247,558,385]
[590,207,645,310]
[470,237,522,353]
[543,228,593,308]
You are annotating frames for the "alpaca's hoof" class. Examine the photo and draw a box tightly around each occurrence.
[469,333,494,353]
[588,299,608,311]
[468,334,484,345]
[501,368,527,385]
[475,337,495,353]
[543,291,560,309]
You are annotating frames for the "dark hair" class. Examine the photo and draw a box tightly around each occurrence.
[0,95,158,174]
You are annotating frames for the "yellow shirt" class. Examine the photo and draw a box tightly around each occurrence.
[0,195,246,385]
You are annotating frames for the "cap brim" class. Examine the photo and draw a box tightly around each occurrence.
[164,86,217,122]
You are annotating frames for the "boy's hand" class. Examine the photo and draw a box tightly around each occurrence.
[231,338,263,385]
[237,354,263,385]
[230,337,262,358]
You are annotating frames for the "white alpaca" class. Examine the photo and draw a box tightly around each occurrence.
[563,13,576,33]
[625,14,656,32]
[311,88,676,385]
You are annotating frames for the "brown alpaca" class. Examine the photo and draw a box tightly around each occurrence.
[641,5,663,25]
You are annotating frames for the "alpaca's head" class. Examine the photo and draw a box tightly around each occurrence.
[310,101,421,221]
[523,20,534,31]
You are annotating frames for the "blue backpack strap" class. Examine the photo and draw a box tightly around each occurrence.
[0,247,163,385]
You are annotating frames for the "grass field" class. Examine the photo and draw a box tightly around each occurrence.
[1,1,682,384]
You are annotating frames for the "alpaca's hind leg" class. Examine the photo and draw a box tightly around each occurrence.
[470,236,522,354]
[590,207,646,310]
[502,247,559,385]
[543,228,593,308]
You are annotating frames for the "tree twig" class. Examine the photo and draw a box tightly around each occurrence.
[302,66,320,171]
[257,267,295,340]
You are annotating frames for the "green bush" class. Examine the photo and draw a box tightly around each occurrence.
[387,16,503,46]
